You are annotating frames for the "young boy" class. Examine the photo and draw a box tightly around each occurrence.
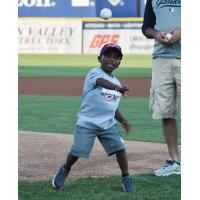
[52,43,135,192]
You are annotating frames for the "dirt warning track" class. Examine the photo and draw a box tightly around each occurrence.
[18,77,151,97]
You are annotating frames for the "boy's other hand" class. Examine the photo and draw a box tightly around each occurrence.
[121,120,133,134]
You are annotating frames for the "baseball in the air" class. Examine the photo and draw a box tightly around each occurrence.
[165,33,173,40]
[100,8,112,20]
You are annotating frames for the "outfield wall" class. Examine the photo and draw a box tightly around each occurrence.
[18,18,154,54]
[18,0,145,18]
[18,0,152,54]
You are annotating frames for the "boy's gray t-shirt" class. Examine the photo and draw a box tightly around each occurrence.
[152,0,181,59]
[76,67,121,130]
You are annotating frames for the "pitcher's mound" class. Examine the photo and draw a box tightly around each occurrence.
[19,131,180,181]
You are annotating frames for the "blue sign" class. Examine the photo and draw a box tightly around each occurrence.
[96,0,137,18]
[140,0,146,17]
[18,0,95,17]
[18,0,138,17]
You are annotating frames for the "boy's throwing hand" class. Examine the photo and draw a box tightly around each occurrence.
[116,85,130,98]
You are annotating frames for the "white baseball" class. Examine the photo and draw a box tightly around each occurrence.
[165,33,173,40]
[100,8,112,20]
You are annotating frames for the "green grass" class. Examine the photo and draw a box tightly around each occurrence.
[19,54,152,68]
[18,54,152,77]
[18,66,151,77]
[19,174,181,200]
[18,96,181,143]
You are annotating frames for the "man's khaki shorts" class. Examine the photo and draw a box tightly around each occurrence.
[150,58,181,119]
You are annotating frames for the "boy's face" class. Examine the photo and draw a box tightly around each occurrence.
[98,48,122,73]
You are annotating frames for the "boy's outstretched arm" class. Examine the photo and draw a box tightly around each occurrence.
[115,108,132,134]
[96,78,129,96]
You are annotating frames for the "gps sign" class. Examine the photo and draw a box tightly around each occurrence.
[90,34,119,48]
[83,21,154,54]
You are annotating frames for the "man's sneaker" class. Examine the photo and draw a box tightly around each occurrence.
[122,175,136,192]
[154,160,181,176]
[174,163,181,174]
[52,165,69,189]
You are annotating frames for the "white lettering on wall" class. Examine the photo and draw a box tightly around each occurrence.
[18,0,56,8]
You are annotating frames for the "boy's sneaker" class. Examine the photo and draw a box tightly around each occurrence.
[52,165,69,189]
[122,175,136,192]
[154,160,181,176]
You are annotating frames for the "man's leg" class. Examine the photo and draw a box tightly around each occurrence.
[153,118,181,176]
[151,58,181,176]
[163,118,179,162]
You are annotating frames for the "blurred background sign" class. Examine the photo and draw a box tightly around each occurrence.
[18,0,153,54]
[18,0,145,17]
[18,19,82,53]
[83,21,153,54]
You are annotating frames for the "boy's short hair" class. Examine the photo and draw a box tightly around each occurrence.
[100,43,123,58]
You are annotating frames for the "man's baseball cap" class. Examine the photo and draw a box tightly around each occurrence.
[100,43,123,58]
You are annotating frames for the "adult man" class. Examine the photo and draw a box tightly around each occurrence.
[142,0,181,176]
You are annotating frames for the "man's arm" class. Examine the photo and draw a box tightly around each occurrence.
[142,0,167,42]
[142,0,156,39]
[115,108,132,134]
[142,0,164,41]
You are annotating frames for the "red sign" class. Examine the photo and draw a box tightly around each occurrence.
[90,34,119,48]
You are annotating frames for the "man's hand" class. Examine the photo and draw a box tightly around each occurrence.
[155,28,181,45]
[165,28,181,44]
[155,31,171,44]
[121,120,133,134]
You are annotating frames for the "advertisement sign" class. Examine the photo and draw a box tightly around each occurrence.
[18,0,138,17]
[83,22,153,54]
[18,19,82,53]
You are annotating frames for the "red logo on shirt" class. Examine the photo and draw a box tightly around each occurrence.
[104,93,115,102]
[101,88,120,102]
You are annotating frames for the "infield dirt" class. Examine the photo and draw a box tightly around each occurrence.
[19,131,181,181]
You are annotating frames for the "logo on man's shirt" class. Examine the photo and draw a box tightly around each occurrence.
[156,0,181,9]
[101,88,120,102]
[169,8,175,12]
